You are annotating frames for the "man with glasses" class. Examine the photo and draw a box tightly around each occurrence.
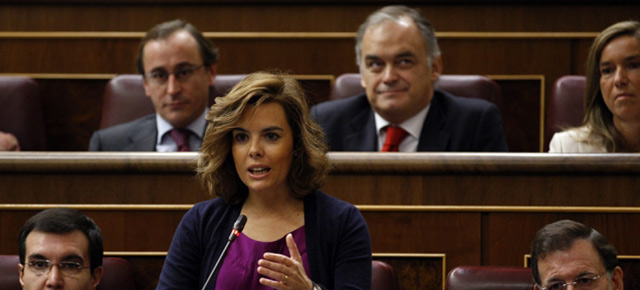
[18,208,104,290]
[89,19,218,151]
[531,220,623,290]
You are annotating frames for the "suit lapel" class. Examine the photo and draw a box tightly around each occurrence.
[127,116,158,151]
[418,92,450,151]
[344,103,377,151]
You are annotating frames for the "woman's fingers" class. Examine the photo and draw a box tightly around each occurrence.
[258,234,312,290]
[286,233,303,262]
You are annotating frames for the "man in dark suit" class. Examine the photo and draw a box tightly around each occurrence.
[311,5,508,152]
[89,19,217,151]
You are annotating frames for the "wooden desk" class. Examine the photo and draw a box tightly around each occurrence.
[2,152,639,206]
[1,152,639,290]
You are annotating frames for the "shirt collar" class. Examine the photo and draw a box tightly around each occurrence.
[374,104,430,140]
[156,108,208,145]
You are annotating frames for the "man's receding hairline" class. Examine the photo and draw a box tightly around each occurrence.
[364,15,415,35]
[144,29,197,50]
[537,238,606,271]
[142,29,203,69]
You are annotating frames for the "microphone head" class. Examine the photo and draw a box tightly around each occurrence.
[234,214,247,232]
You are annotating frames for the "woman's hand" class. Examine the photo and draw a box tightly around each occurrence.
[258,233,314,290]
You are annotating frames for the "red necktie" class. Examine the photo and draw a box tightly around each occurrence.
[381,126,408,152]
[170,129,192,152]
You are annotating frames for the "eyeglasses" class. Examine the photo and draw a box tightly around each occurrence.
[26,259,90,277]
[145,64,204,86]
[539,271,607,290]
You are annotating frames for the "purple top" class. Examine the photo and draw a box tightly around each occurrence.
[215,226,310,290]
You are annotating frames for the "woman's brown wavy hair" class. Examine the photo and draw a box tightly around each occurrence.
[197,72,330,204]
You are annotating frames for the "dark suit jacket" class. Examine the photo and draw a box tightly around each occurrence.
[89,114,158,151]
[310,90,509,152]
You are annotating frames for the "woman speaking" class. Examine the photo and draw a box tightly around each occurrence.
[156,72,372,290]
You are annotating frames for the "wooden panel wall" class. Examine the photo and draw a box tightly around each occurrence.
[0,34,594,77]
[1,2,638,33]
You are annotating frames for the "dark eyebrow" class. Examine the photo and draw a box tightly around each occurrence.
[262,126,284,133]
[233,127,283,133]
[600,54,640,66]
[575,271,598,277]
[626,55,640,62]
[149,67,169,73]
[149,62,198,73]
[27,253,84,263]
[27,254,47,260]
[174,62,199,69]
[232,127,249,133]
[396,52,416,59]
[545,271,598,284]
[60,254,84,262]
[544,275,564,283]
[364,55,381,61]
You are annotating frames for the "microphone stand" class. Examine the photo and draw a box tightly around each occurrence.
[201,215,247,290]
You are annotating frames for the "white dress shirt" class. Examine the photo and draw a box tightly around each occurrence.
[374,104,430,152]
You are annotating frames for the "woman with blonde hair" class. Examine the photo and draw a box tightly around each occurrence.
[157,72,372,290]
[550,21,640,152]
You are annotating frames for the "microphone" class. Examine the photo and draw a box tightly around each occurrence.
[201,214,248,290]
[228,214,247,242]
